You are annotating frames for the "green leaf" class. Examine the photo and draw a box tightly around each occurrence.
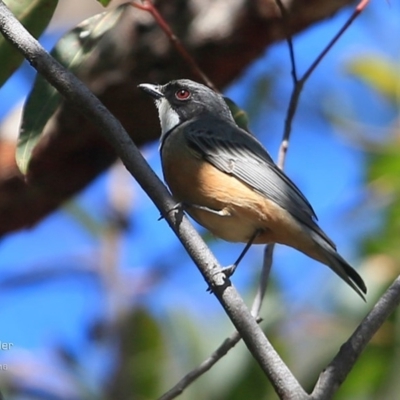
[110,309,166,399]
[16,4,127,174]
[363,139,400,260]
[97,0,112,6]
[345,55,400,104]
[367,143,400,194]
[0,0,58,87]
[337,335,395,399]
[223,97,250,132]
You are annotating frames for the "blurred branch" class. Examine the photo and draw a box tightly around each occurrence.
[0,2,306,399]
[130,0,216,91]
[277,0,390,398]
[312,275,400,399]
[251,244,275,316]
[159,319,259,400]
[301,0,370,84]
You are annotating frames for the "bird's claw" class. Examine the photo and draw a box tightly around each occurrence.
[206,264,236,293]
[219,264,237,278]
[158,202,184,221]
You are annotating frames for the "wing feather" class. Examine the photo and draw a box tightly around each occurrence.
[183,118,336,248]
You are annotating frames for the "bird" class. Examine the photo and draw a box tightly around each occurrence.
[138,79,367,300]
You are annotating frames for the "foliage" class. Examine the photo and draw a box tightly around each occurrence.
[16,5,126,174]
[0,0,58,87]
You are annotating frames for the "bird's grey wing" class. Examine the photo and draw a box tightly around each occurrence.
[184,119,336,248]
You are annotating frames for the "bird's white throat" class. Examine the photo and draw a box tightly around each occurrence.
[156,98,180,135]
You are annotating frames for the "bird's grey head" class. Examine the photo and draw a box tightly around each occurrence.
[138,79,234,137]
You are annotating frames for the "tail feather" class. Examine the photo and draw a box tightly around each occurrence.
[324,251,367,301]
[310,231,367,301]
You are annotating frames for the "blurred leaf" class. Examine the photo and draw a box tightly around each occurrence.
[336,322,396,399]
[216,353,276,400]
[368,143,400,194]
[108,309,166,399]
[346,56,400,104]
[97,0,112,6]
[0,265,98,290]
[224,97,250,132]
[63,200,104,237]
[364,139,400,260]
[0,0,58,87]
[16,4,127,174]
[246,75,273,123]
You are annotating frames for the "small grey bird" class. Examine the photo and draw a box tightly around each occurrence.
[139,79,367,299]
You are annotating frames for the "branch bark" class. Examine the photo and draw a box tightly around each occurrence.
[312,275,400,399]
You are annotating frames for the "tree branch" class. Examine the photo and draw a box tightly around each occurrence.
[0,2,306,399]
[276,0,370,168]
[159,330,243,400]
[312,275,400,399]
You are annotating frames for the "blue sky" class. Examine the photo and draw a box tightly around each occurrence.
[0,0,398,390]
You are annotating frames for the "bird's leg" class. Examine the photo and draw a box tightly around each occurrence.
[221,229,261,278]
[187,203,231,216]
[159,202,230,221]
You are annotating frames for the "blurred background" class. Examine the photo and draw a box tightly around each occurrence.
[0,0,399,399]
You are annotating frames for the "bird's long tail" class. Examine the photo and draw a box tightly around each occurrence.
[311,231,367,301]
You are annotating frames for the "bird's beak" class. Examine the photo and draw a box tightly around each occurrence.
[138,83,164,99]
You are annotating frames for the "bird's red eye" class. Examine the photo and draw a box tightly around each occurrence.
[175,89,191,100]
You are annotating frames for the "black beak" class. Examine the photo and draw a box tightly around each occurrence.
[138,83,164,99]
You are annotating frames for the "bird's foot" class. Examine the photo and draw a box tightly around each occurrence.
[158,202,184,221]
[206,263,237,293]
[219,264,237,279]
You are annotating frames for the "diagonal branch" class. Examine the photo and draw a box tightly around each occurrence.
[0,2,306,399]
[312,275,400,399]
[158,329,245,400]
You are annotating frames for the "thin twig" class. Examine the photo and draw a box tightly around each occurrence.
[158,315,263,400]
[276,0,378,398]
[275,0,297,168]
[251,244,275,317]
[159,246,274,400]
[277,0,369,168]
[131,0,216,91]
[302,0,370,84]
[275,0,298,84]
[158,331,243,400]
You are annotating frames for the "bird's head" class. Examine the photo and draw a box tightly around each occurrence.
[139,79,234,137]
